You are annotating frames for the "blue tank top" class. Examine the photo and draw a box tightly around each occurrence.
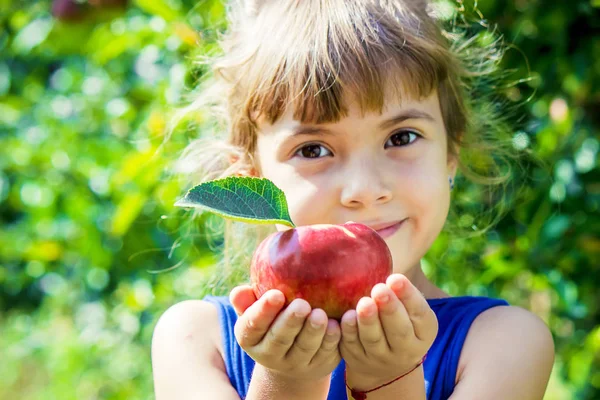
[203,295,508,399]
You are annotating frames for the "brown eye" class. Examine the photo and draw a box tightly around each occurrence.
[295,144,332,159]
[385,131,420,148]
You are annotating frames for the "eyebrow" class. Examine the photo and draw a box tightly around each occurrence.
[289,108,436,137]
[378,109,436,130]
[289,126,334,137]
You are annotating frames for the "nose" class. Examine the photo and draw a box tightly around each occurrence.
[340,157,393,208]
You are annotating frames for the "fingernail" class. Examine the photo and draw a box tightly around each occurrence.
[364,304,376,317]
[391,280,404,293]
[289,301,308,318]
[310,319,323,329]
[379,294,389,304]
[267,293,283,306]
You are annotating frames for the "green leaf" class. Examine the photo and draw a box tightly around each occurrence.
[174,177,295,227]
[133,0,181,21]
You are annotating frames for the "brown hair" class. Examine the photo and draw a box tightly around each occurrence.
[162,0,526,293]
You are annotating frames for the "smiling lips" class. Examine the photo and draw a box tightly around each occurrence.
[343,219,406,239]
[366,219,406,239]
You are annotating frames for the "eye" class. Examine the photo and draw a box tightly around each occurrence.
[294,143,333,159]
[385,130,421,148]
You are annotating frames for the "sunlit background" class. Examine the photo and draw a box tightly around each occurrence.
[0,0,598,399]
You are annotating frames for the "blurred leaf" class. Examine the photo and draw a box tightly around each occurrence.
[88,29,138,65]
[133,0,181,21]
[110,191,147,236]
[11,17,53,54]
[173,22,201,47]
[0,63,11,96]
[0,103,21,126]
[24,241,63,262]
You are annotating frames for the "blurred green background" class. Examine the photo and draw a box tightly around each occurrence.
[0,0,598,399]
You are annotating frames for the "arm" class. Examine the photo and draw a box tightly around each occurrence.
[151,300,241,400]
[340,275,554,400]
[230,286,343,400]
[238,291,331,399]
[151,298,333,400]
[247,364,332,399]
[341,274,432,400]
[449,306,555,399]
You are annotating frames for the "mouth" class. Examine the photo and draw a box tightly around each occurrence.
[373,219,406,239]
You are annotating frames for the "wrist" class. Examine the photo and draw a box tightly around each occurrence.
[253,364,331,394]
[345,370,399,392]
[345,354,427,398]
[345,366,422,393]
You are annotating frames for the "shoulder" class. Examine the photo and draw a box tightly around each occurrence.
[152,299,224,363]
[452,305,555,399]
[152,299,237,399]
[153,299,220,342]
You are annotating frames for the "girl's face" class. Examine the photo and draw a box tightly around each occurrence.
[254,91,457,274]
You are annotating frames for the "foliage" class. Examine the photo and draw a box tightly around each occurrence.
[0,0,598,399]
[175,177,296,227]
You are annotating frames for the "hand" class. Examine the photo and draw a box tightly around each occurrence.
[230,285,342,383]
[339,274,438,389]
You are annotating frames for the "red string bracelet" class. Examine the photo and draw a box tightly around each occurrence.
[345,354,427,400]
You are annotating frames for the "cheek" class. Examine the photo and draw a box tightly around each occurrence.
[289,184,332,224]
[406,161,451,225]
[264,173,332,225]
[404,158,448,197]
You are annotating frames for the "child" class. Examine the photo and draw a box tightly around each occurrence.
[151,0,555,398]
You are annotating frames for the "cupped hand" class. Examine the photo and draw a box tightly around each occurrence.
[339,274,438,389]
[230,285,342,382]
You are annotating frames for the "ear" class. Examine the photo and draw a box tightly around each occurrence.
[447,144,460,179]
[229,153,260,177]
[234,167,259,177]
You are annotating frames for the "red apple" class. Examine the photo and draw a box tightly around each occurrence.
[250,222,393,320]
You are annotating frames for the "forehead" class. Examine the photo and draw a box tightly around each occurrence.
[257,90,442,134]
[344,90,442,121]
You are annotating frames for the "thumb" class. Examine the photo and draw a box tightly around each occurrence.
[229,285,258,316]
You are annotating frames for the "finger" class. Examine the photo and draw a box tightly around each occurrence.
[258,298,311,357]
[234,289,285,348]
[230,285,257,316]
[356,296,388,356]
[387,274,438,343]
[340,309,364,358]
[311,319,342,366]
[371,282,413,350]
[286,308,328,362]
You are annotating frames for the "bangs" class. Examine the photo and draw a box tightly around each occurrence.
[232,0,453,125]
